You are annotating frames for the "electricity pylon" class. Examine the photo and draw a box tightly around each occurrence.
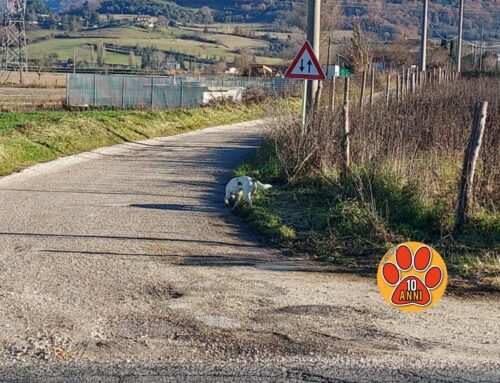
[1,0,28,82]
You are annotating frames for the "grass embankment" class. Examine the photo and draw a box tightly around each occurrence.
[0,103,264,176]
[234,78,499,293]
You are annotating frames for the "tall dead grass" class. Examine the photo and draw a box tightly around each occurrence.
[268,77,499,212]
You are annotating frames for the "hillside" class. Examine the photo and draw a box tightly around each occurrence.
[43,0,199,20]
[39,0,499,41]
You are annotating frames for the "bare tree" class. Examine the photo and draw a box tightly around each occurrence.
[234,50,252,74]
[346,18,372,72]
[128,50,136,69]
[199,6,213,24]
[97,43,106,67]
[151,50,165,70]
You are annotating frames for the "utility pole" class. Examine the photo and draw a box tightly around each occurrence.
[326,36,331,77]
[473,44,477,70]
[457,0,464,73]
[306,0,321,112]
[479,28,484,72]
[419,0,429,71]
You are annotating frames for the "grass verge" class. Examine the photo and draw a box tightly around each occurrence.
[0,102,264,176]
[234,142,500,295]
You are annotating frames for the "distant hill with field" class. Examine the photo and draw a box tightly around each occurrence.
[37,0,498,40]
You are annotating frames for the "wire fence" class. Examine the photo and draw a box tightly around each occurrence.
[66,73,300,109]
[67,74,206,109]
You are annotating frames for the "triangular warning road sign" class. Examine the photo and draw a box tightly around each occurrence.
[285,41,326,80]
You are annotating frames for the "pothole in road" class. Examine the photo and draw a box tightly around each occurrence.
[197,315,239,329]
[144,284,184,300]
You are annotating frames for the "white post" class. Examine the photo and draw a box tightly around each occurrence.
[301,80,308,132]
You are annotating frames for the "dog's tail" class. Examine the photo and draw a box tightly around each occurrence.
[255,181,272,191]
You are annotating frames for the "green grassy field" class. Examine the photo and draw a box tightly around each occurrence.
[0,102,265,176]
[27,26,282,66]
[186,22,306,42]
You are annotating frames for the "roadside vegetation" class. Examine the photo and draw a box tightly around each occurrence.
[235,77,499,292]
[0,102,264,176]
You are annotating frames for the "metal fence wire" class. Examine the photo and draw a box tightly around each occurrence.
[67,74,205,109]
[67,73,299,109]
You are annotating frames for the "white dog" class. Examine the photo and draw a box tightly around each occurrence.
[224,176,272,207]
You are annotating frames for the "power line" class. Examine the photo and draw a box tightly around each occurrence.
[429,22,458,42]
[426,25,500,48]
[462,40,500,49]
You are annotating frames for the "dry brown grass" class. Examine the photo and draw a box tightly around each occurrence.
[270,76,499,212]
[350,77,499,211]
[0,87,65,112]
[236,76,499,288]
[0,71,67,88]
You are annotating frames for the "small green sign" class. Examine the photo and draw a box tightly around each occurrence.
[339,68,353,78]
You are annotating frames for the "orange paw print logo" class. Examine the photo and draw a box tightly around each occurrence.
[377,242,447,312]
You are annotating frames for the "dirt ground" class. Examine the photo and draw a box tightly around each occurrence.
[0,71,66,111]
[0,121,498,382]
[0,87,65,111]
[0,71,67,88]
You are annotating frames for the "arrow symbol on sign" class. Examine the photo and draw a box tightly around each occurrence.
[284,41,326,80]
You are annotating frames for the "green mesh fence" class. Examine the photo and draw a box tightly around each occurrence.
[67,74,299,109]
[67,74,206,109]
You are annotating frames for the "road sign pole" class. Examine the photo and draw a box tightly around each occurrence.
[301,80,308,132]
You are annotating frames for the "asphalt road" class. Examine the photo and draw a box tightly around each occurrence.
[0,120,498,382]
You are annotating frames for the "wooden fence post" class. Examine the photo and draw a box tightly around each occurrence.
[453,101,489,236]
[407,68,412,95]
[385,73,390,107]
[411,70,416,94]
[409,69,413,94]
[401,66,405,97]
[315,80,323,111]
[360,69,367,109]
[343,77,351,170]
[370,68,375,106]
[396,74,401,101]
[402,68,406,96]
[329,75,336,115]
